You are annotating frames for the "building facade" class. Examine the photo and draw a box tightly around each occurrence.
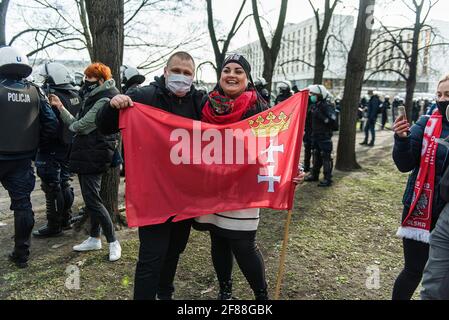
[235,14,449,99]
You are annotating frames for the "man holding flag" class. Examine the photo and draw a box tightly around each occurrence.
[96,51,204,300]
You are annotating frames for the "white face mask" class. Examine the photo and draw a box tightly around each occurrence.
[166,73,193,97]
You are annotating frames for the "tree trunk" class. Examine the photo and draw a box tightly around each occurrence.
[336,0,375,171]
[312,0,337,85]
[207,0,247,81]
[252,0,288,95]
[0,0,10,46]
[85,0,124,86]
[85,0,125,227]
[313,51,325,84]
[262,52,274,95]
[404,2,423,123]
[213,52,225,81]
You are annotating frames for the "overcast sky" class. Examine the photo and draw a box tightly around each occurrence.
[6,0,449,82]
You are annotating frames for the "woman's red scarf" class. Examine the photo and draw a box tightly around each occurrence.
[201,90,258,124]
[397,109,443,243]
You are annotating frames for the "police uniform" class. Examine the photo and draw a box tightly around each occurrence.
[0,46,58,267]
[274,89,292,105]
[305,99,336,186]
[303,98,314,172]
[256,86,270,105]
[33,84,82,237]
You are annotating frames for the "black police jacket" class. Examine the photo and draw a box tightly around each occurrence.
[0,77,58,160]
[311,100,336,136]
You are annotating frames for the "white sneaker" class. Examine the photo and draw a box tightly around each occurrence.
[73,237,102,252]
[109,240,121,262]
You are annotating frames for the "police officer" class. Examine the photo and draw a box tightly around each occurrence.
[0,46,58,267]
[32,62,82,238]
[303,95,314,173]
[381,95,391,130]
[119,65,145,177]
[392,96,400,122]
[121,65,145,94]
[334,97,341,131]
[412,98,420,123]
[358,95,368,131]
[304,84,336,187]
[254,77,270,105]
[274,81,292,105]
[360,90,381,146]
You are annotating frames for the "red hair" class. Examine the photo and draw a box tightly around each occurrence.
[84,62,112,80]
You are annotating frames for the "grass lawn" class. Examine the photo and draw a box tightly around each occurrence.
[0,140,414,300]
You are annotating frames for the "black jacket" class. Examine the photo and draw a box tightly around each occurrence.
[0,77,59,160]
[45,85,82,153]
[275,91,292,105]
[311,99,336,137]
[69,87,119,174]
[96,75,205,135]
[367,95,381,121]
[393,115,449,229]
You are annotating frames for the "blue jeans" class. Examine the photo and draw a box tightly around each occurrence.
[0,159,35,260]
[364,119,376,143]
[421,204,449,300]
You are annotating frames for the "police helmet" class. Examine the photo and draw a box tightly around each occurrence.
[0,46,32,78]
[254,77,267,87]
[277,80,291,91]
[308,84,329,100]
[121,65,145,85]
[73,72,85,87]
[39,62,74,85]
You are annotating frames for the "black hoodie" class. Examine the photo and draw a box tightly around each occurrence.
[96,75,205,135]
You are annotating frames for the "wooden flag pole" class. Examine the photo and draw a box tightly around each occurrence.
[274,209,293,300]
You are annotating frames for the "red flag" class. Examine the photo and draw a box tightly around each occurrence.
[119,91,308,227]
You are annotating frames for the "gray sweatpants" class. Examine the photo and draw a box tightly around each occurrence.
[421,203,449,300]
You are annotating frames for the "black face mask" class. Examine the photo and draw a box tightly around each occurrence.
[437,100,449,116]
[83,80,100,93]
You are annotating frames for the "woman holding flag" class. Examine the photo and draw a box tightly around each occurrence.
[392,74,449,300]
[194,54,305,300]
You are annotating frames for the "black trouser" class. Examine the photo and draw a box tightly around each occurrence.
[78,173,115,243]
[364,119,376,143]
[0,159,35,261]
[134,219,192,300]
[381,109,388,128]
[303,133,313,171]
[210,232,267,293]
[36,151,74,228]
[392,238,429,300]
[311,135,333,181]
